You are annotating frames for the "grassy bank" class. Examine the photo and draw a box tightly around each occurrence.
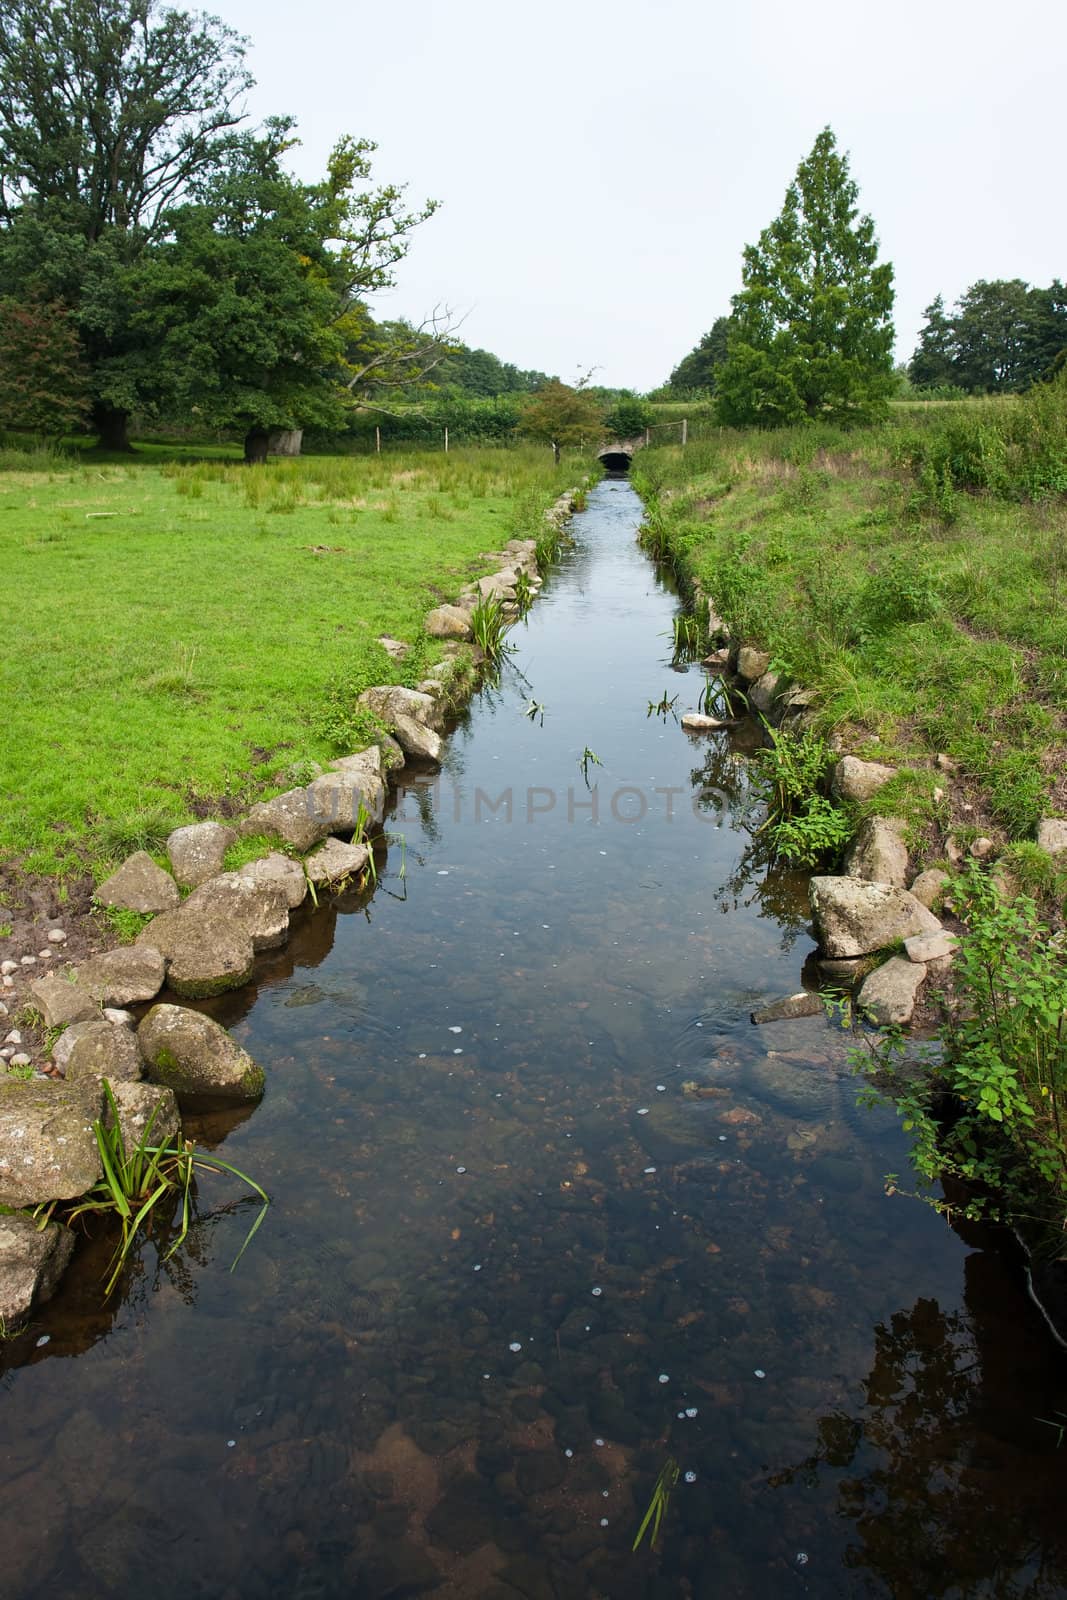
[632,385,1067,863]
[2,444,565,878]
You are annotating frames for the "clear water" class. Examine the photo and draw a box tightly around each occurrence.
[4,479,1067,1599]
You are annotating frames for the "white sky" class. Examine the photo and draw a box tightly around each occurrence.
[214,0,1066,391]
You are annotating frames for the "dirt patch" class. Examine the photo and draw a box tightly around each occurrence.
[0,864,110,1071]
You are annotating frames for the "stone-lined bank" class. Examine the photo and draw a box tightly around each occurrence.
[0,488,583,1330]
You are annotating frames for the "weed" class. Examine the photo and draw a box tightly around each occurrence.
[647,691,678,719]
[222,833,292,872]
[751,725,851,867]
[91,806,185,865]
[4,1062,35,1081]
[470,596,512,662]
[523,699,546,725]
[0,923,11,938]
[579,748,602,785]
[670,614,704,660]
[632,1457,680,1553]
[96,905,154,944]
[513,570,534,615]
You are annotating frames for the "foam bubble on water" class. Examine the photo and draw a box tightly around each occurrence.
[753,1368,766,1379]
[456,1166,467,1174]
[564,1448,573,1458]
[591,1286,602,1297]
[594,1438,605,1448]
[685,1407,698,1418]
[643,1166,656,1174]
[448,1026,462,1034]
[509,1342,522,1352]
[684,1470,696,1483]
[473,1263,482,1271]
[636,1107,649,1116]
[656,1084,666,1092]
[600,1517,609,1527]
[658,1373,670,1384]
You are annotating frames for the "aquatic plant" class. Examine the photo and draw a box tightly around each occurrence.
[670,613,704,659]
[51,1082,269,1297]
[647,691,679,718]
[513,569,534,615]
[579,747,603,784]
[632,1456,680,1552]
[470,595,511,661]
[523,698,546,725]
[751,723,851,867]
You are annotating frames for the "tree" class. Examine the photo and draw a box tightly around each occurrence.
[602,393,653,439]
[908,295,957,390]
[716,127,895,427]
[910,279,1067,394]
[0,297,90,434]
[131,122,440,461]
[668,316,732,394]
[520,381,603,464]
[0,0,253,448]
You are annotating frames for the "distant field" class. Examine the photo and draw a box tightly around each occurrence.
[1,444,562,876]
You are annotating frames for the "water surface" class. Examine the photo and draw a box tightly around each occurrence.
[4,479,1067,1599]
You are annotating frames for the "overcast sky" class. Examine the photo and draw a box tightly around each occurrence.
[215,0,1065,391]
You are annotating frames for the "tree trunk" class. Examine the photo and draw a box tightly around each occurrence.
[92,402,133,452]
[244,427,270,465]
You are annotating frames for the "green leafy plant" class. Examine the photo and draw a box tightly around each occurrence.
[579,747,602,785]
[469,595,512,662]
[523,698,546,724]
[59,1082,269,1297]
[632,1457,680,1553]
[647,690,678,718]
[752,724,851,867]
[513,569,534,615]
[670,614,704,659]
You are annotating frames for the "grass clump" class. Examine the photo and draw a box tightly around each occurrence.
[752,725,853,869]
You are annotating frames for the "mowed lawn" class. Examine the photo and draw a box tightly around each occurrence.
[2,445,560,876]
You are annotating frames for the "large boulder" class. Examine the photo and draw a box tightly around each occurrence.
[844,816,909,888]
[857,957,928,1026]
[0,1079,104,1206]
[476,568,518,602]
[139,1005,265,1101]
[65,1022,143,1085]
[30,973,99,1030]
[304,839,370,887]
[425,604,473,640]
[305,767,385,832]
[0,1212,75,1331]
[165,822,237,888]
[358,684,444,733]
[74,945,166,1006]
[95,852,180,915]
[53,1019,113,1073]
[392,715,442,762]
[737,646,771,683]
[136,910,254,1000]
[832,756,896,804]
[109,1080,180,1150]
[748,671,782,716]
[810,877,942,958]
[239,787,336,853]
[908,868,951,910]
[239,851,308,910]
[182,873,289,952]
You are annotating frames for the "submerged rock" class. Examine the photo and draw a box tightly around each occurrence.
[810,876,941,958]
[0,1079,104,1205]
[95,851,180,915]
[751,993,825,1025]
[0,1212,75,1330]
[139,1004,265,1101]
[747,1055,832,1119]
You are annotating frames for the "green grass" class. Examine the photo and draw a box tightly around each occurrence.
[633,408,1067,844]
[2,444,564,876]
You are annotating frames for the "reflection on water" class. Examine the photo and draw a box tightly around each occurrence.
[3,480,1066,1599]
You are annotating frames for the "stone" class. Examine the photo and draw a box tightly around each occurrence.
[182,872,289,952]
[681,713,731,732]
[908,868,951,910]
[74,945,166,1006]
[747,1056,830,1119]
[0,960,16,976]
[95,851,180,915]
[377,635,409,660]
[8,1054,31,1069]
[935,753,959,773]
[239,851,308,910]
[945,835,965,864]
[358,684,444,733]
[0,1079,104,1205]
[306,767,386,832]
[239,787,336,853]
[139,1005,265,1101]
[702,648,731,672]
[165,821,237,888]
[476,568,518,601]
[904,930,959,963]
[1037,818,1067,860]
[393,714,442,762]
[108,1080,180,1150]
[810,877,942,958]
[0,1212,75,1331]
[29,973,98,1029]
[832,756,897,803]
[843,816,909,888]
[136,909,254,1000]
[816,956,876,986]
[304,838,370,886]
[751,992,825,1024]
[736,646,771,682]
[857,957,928,1026]
[425,604,473,640]
[748,671,782,716]
[46,928,67,945]
[970,836,996,860]
[53,1020,110,1072]
[103,1008,134,1027]
[329,745,382,779]
[65,1022,143,1085]
[377,733,406,778]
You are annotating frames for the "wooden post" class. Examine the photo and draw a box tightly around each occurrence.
[444,426,449,453]
[682,417,688,446]
[375,425,381,454]
[644,427,651,447]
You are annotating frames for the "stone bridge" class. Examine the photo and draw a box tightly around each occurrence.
[596,435,645,473]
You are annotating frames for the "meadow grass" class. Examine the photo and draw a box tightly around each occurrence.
[633,410,1067,842]
[2,443,564,877]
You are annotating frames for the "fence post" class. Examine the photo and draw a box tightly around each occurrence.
[644,428,651,447]
[444,426,449,453]
[682,417,688,446]
[375,425,381,454]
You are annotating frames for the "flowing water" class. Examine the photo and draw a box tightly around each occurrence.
[4,479,1067,1599]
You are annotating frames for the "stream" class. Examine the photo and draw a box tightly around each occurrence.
[3,477,1067,1598]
